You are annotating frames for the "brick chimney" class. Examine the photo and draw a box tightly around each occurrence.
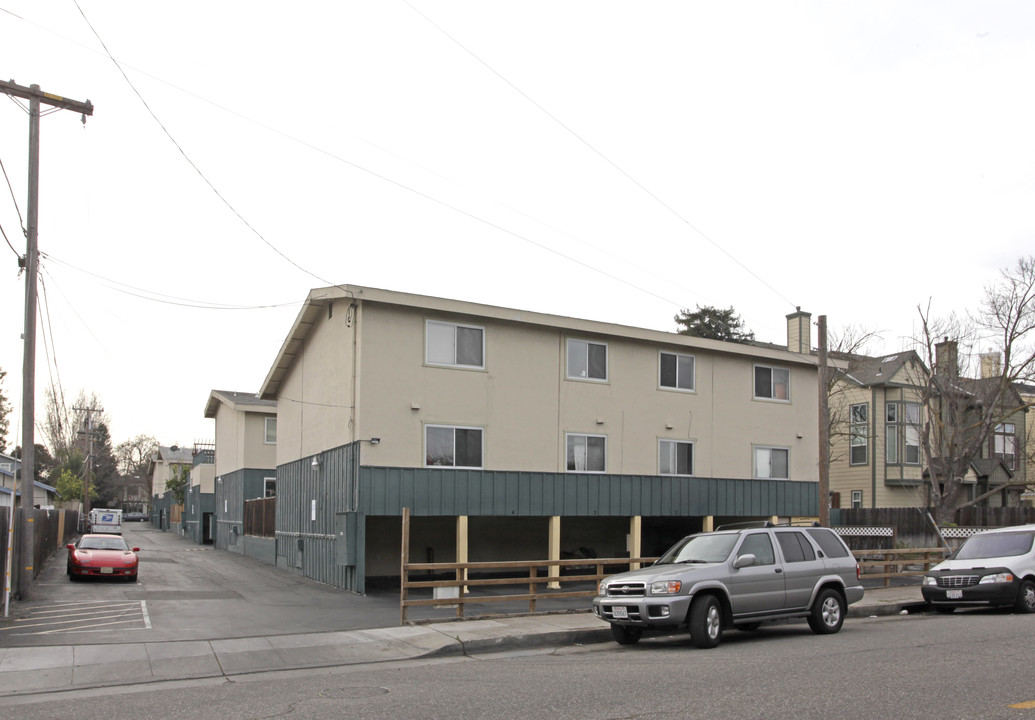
[786,307,812,353]
[935,337,959,378]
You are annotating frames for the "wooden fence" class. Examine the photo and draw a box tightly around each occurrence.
[244,497,276,538]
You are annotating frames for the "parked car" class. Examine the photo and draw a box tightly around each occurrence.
[592,522,863,649]
[124,512,149,522]
[67,534,140,582]
[922,524,1035,614]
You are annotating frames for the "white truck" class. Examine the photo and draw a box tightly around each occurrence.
[87,508,123,535]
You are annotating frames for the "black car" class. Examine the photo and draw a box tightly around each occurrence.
[124,512,149,522]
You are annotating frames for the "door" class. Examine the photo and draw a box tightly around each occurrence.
[774,530,826,610]
[727,532,786,616]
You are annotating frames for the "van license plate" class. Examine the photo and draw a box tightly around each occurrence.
[611,606,628,619]
[946,590,962,600]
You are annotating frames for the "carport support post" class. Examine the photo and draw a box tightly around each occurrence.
[547,516,561,590]
[702,516,714,532]
[629,516,642,570]
[456,515,469,593]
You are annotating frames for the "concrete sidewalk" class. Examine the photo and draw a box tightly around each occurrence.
[0,585,925,699]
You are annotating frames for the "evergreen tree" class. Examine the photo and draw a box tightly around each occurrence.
[674,305,755,343]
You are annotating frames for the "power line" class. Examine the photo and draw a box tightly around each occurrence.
[404,1,799,311]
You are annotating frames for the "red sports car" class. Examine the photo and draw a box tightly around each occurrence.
[67,534,140,582]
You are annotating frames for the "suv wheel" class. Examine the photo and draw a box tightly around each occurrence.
[1015,579,1035,614]
[689,594,723,649]
[610,624,642,645]
[808,588,845,635]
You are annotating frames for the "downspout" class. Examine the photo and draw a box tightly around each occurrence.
[351,301,360,511]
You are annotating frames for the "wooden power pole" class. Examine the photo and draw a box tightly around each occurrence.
[817,315,830,527]
[0,80,93,602]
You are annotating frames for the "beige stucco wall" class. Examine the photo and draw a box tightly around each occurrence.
[191,463,216,494]
[213,402,276,475]
[318,302,822,480]
[276,305,355,466]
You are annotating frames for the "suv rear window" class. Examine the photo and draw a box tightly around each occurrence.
[955,532,1035,560]
[805,528,850,558]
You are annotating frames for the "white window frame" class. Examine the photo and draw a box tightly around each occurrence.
[659,439,694,476]
[264,417,277,445]
[753,365,790,402]
[425,320,485,369]
[849,403,868,466]
[566,339,608,382]
[886,401,921,465]
[753,445,790,479]
[851,490,863,509]
[566,433,607,473]
[659,351,695,392]
[424,424,484,469]
[264,477,276,498]
[993,423,1018,470]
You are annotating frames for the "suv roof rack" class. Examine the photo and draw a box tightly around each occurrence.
[715,520,823,531]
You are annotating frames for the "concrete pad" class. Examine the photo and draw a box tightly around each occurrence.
[215,649,287,674]
[0,666,74,693]
[329,641,414,664]
[275,644,354,667]
[267,631,368,650]
[74,643,149,666]
[149,654,223,680]
[144,640,213,660]
[72,658,153,687]
[0,646,73,671]
[209,637,273,654]
[360,625,440,641]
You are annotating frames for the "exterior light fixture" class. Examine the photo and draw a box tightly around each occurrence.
[311,456,321,469]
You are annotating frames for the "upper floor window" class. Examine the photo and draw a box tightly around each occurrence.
[993,423,1017,470]
[754,445,789,479]
[660,352,695,391]
[754,365,789,401]
[426,320,485,369]
[567,339,607,381]
[264,417,277,445]
[567,433,606,473]
[425,425,483,468]
[659,439,694,476]
[850,403,868,465]
[886,402,921,465]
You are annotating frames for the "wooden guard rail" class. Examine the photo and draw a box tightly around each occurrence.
[399,557,658,625]
[853,548,948,586]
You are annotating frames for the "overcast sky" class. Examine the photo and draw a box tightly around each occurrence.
[2,1,1033,451]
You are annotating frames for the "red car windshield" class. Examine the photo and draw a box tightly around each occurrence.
[79,538,129,551]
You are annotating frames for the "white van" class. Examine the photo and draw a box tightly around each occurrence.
[87,508,123,535]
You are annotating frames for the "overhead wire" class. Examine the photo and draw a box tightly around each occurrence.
[42,252,303,311]
[404,0,799,312]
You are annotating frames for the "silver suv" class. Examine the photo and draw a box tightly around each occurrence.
[592,522,864,649]
[922,524,1035,614]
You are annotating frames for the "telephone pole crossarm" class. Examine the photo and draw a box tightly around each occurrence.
[0,79,94,116]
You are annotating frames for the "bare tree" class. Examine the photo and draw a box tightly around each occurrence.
[911,256,1035,524]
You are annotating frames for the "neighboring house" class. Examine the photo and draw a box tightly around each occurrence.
[0,452,57,507]
[828,351,929,509]
[147,445,194,529]
[1017,382,1035,506]
[829,345,1029,511]
[203,390,277,555]
[258,285,823,593]
[183,444,216,544]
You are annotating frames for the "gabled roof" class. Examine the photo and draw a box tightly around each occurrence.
[204,389,277,419]
[260,284,820,399]
[837,351,927,388]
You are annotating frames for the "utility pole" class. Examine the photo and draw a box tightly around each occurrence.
[0,80,93,603]
[75,406,102,524]
[817,315,830,527]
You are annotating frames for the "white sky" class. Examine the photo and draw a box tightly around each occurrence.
[2,1,1033,451]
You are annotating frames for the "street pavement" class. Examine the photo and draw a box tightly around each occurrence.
[0,529,928,699]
